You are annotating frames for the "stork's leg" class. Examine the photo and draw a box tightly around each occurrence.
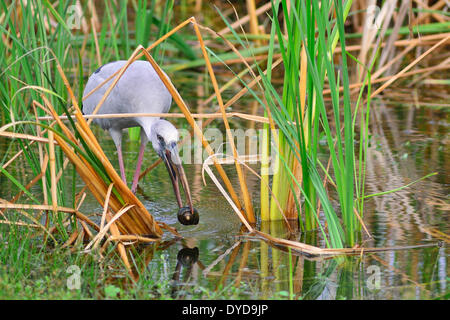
[131,131,148,193]
[110,129,127,184]
[117,146,127,184]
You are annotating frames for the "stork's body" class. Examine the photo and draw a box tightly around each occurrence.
[83,60,198,225]
[83,60,172,134]
[83,61,172,192]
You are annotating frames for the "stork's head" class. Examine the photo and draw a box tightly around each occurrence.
[150,119,199,225]
[150,119,179,158]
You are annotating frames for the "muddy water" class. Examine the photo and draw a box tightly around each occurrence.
[0,95,448,299]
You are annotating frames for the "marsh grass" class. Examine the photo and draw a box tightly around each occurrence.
[210,0,447,249]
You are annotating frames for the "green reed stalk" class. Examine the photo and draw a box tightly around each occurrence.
[258,0,366,247]
[268,0,301,221]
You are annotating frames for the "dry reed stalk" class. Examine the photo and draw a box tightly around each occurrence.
[421,227,450,243]
[0,220,40,228]
[353,207,371,238]
[378,1,410,75]
[54,158,70,184]
[48,130,58,216]
[85,204,134,252]
[357,0,396,82]
[73,229,85,250]
[100,183,114,231]
[209,53,280,66]
[246,0,261,44]
[223,57,283,111]
[416,0,448,23]
[216,2,272,38]
[194,0,202,12]
[61,231,79,249]
[202,159,253,232]
[156,221,181,238]
[80,220,93,240]
[0,202,99,231]
[36,112,272,123]
[0,199,9,221]
[88,0,100,32]
[407,56,450,86]
[105,212,131,271]
[192,19,255,223]
[326,63,450,95]
[202,154,289,229]
[370,34,450,98]
[196,54,281,112]
[138,158,161,180]
[103,235,159,248]
[413,0,448,25]
[74,191,87,212]
[337,32,450,54]
[255,230,440,256]
[91,16,102,66]
[0,200,58,243]
[371,43,416,80]
[0,131,50,143]
[0,143,29,170]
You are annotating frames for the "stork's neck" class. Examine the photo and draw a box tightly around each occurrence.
[138,117,160,140]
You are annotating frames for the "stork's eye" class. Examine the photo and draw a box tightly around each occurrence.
[157,134,164,142]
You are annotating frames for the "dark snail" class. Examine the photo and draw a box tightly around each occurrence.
[177,207,199,225]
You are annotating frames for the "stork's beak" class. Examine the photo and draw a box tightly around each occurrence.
[161,142,194,214]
